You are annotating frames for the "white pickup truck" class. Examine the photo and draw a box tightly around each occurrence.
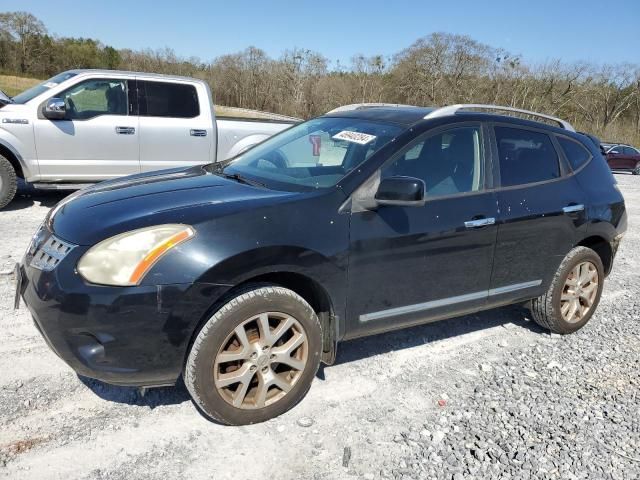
[0,70,299,208]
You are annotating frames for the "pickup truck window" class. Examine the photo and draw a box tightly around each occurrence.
[12,71,77,104]
[58,79,128,120]
[222,117,403,190]
[137,81,199,118]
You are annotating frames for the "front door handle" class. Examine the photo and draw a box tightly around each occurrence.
[464,217,496,228]
[115,126,135,135]
[190,129,207,137]
[562,204,584,214]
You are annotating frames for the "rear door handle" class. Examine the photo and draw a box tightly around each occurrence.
[464,217,496,228]
[562,204,584,214]
[190,129,207,137]
[115,126,135,135]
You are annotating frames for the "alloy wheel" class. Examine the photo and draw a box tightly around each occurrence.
[560,261,599,323]
[213,312,308,409]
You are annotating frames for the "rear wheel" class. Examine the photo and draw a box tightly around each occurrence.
[530,246,604,334]
[0,155,17,209]
[632,162,640,175]
[185,285,322,425]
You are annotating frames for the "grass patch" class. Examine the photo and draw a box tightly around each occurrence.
[0,74,41,97]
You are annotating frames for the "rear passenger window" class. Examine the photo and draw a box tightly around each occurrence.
[138,81,199,118]
[558,137,591,171]
[495,127,560,187]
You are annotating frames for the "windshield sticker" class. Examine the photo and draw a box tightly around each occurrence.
[332,130,377,145]
[43,82,58,88]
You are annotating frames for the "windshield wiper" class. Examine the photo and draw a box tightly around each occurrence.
[0,89,14,106]
[217,172,267,188]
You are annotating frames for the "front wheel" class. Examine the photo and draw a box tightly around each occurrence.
[530,246,604,334]
[632,163,640,175]
[185,285,322,425]
[0,155,17,209]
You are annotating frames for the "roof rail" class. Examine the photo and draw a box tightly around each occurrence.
[326,103,417,114]
[424,104,575,132]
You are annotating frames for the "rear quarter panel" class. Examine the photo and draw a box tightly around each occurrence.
[576,143,626,240]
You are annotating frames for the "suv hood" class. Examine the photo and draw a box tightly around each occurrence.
[48,166,294,245]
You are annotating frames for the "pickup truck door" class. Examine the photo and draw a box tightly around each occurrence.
[33,78,140,182]
[136,80,213,172]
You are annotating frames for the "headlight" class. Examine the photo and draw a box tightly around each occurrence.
[77,224,195,286]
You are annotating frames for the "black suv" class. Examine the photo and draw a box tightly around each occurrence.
[18,104,626,425]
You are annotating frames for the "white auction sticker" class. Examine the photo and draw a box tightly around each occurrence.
[332,130,377,145]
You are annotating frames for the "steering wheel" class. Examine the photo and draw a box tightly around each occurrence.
[249,150,288,169]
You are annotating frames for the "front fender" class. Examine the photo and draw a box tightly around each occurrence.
[203,246,348,343]
[152,243,348,339]
[0,129,38,180]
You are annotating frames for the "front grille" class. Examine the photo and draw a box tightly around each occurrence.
[29,234,75,271]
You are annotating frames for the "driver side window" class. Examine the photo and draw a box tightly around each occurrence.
[58,79,128,120]
[382,126,483,197]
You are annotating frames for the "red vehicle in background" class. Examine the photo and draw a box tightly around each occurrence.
[602,143,640,175]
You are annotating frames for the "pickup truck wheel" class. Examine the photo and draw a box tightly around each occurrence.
[0,155,17,209]
[185,285,322,425]
[530,246,604,334]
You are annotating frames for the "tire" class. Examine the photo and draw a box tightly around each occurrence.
[0,155,17,209]
[530,246,604,334]
[632,163,640,175]
[185,285,322,425]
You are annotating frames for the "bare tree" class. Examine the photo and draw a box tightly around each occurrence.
[0,11,46,73]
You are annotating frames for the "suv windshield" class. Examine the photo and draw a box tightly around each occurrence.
[219,117,403,190]
[12,72,78,104]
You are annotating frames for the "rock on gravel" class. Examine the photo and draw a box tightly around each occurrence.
[389,176,640,480]
[297,416,314,427]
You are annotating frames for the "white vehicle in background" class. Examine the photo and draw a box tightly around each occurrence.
[0,70,299,208]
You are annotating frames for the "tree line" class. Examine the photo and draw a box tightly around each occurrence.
[1,11,639,145]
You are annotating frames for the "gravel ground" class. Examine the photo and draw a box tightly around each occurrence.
[0,175,638,480]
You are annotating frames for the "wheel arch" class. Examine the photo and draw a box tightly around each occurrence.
[576,235,613,275]
[224,133,270,159]
[0,140,25,179]
[184,245,345,368]
[235,271,337,364]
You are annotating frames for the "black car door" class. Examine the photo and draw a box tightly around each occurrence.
[345,123,499,338]
[488,124,586,306]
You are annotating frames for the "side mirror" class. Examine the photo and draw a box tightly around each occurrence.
[374,176,425,207]
[43,98,66,120]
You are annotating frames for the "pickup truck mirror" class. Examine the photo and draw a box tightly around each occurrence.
[375,176,426,207]
[43,98,66,120]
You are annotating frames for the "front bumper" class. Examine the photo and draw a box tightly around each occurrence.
[18,253,230,387]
